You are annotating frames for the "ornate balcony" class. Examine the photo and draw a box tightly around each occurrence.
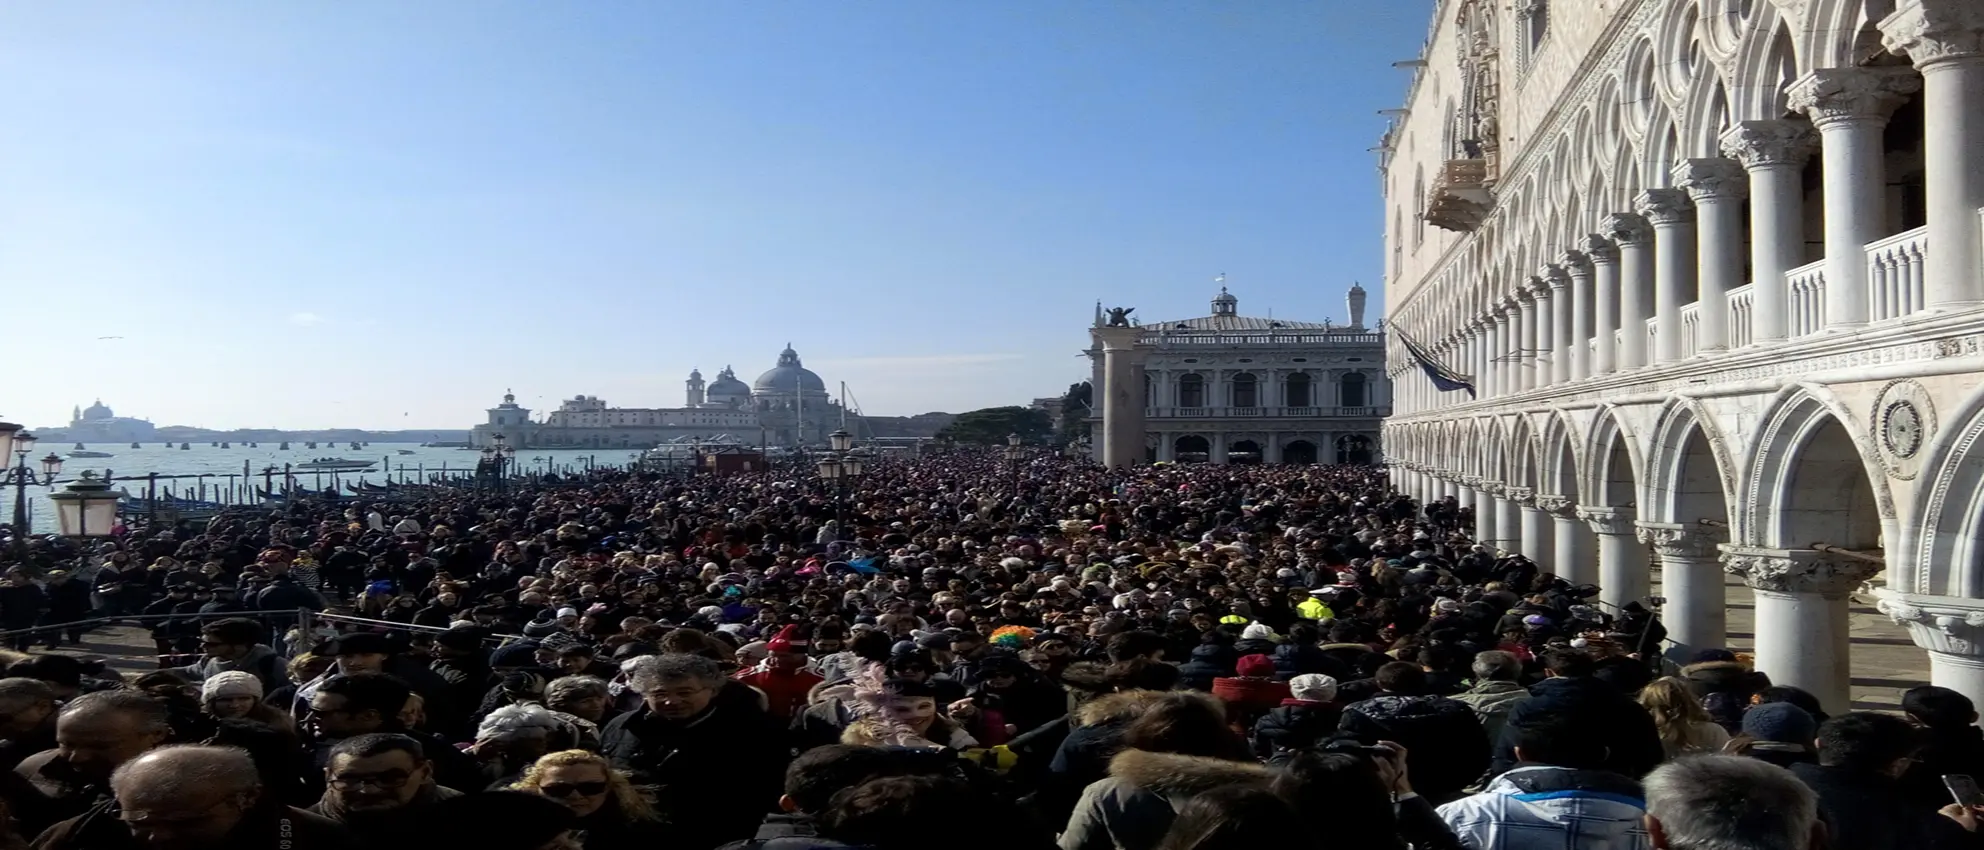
[1423,159,1494,233]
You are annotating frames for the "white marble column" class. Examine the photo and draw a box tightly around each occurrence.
[1639,522,1728,658]
[1493,486,1522,554]
[1582,507,1649,608]
[1604,213,1654,369]
[1585,236,1620,375]
[1514,488,1553,571]
[1788,67,1922,329]
[1540,495,1597,585]
[1722,120,1820,344]
[1464,323,1483,396]
[1637,189,1697,364]
[1675,158,1748,352]
[1883,4,1984,308]
[1725,546,1883,714]
[1542,264,1571,385]
[1492,306,1514,397]
[1456,480,1476,515]
[1472,478,1497,543]
[1095,326,1147,468]
[1516,287,1539,392]
[1874,589,1984,713]
[1561,251,1593,381]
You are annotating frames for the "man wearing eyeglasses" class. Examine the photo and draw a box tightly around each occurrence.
[309,733,461,850]
[33,744,358,850]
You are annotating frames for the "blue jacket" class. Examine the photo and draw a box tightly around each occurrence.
[1436,765,1650,850]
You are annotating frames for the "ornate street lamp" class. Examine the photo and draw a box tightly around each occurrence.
[50,470,119,539]
[3,431,54,561]
[0,421,19,466]
[1005,433,1024,489]
[818,429,862,540]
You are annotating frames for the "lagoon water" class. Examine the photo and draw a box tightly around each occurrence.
[2,443,643,535]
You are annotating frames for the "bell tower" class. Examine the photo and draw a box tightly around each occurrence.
[686,368,706,406]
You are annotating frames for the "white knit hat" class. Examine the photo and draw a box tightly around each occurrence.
[1241,623,1276,641]
[1289,674,1339,703]
[202,670,263,702]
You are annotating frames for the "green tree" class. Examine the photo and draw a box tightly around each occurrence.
[936,406,1055,445]
[1057,381,1092,446]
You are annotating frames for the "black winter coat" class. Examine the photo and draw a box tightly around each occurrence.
[1176,645,1235,692]
[1792,762,1973,850]
[1269,643,1351,682]
[1338,694,1488,805]
[600,681,790,850]
[1250,700,1341,758]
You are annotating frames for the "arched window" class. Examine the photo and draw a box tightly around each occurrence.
[1232,373,1258,408]
[1286,373,1312,408]
[1413,167,1427,248]
[1178,374,1205,409]
[1520,0,1550,68]
[1339,372,1368,408]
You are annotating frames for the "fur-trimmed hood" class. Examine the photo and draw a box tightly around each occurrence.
[1106,749,1270,798]
[1076,689,1174,727]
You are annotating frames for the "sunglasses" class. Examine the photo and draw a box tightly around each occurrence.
[540,781,609,797]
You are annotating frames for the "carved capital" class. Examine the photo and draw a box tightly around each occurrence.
[1720,545,1880,598]
[1461,475,1483,488]
[1557,250,1594,276]
[1538,264,1571,290]
[1786,68,1922,129]
[1506,486,1535,506]
[1600,212,1654,247]
[1514,286,1537,306]
[1720,120,1819,171]
[1634,188,1696,227]
[1578,506,1636,536]
[1881,2,1984,68]
[1872,588,1984,657]
[1535,495,1577,517]
[1581,234,1621,264]
[1498,296,1520,314]
[1482,480,1507,497]
[1636,522,1722,559]
[1672,157,1749,203]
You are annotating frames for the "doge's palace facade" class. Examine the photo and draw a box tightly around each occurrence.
[1379,0,1984,711]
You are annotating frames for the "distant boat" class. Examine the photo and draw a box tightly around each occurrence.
[348,441,362,451]
[67,451,113,459]
[296,458,375,470]
[129,442,141,449]
[220,442,230,448]
[305,441,318,449]
[279,441,290,450]
[73,442,85,450]
[397,449,415,455]
[179,443,190,450]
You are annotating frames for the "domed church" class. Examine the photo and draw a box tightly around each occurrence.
[473,344,842,449]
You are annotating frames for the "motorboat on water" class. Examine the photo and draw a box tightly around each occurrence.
[296,457,376,470]
[397,449,415,455]
[67,450,114,459]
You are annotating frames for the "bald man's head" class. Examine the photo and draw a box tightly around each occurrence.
[112,746,260,850]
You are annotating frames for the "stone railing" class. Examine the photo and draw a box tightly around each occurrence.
[1868,225,1928,323]
[1788,259,1827,338]
[1645,316,1659,354]
[1136,332,1383,346]
[1727,284,1754,348]
[1680,301,1702,358]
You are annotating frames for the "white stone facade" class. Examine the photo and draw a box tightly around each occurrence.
[1088,288,1391,465]
[1379,0,1984,711]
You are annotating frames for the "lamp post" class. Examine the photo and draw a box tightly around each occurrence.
[481,433,516,492]
[1,425,65,562]
[816,428,863,541]
[49,471,120,540]
[1005,432,1024,490]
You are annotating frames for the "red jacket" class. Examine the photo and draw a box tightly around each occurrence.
[735,666,823,720]
[1212,676,1294,713]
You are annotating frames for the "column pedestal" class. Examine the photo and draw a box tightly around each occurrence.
[1604,215,1654,369]
[1639,523,1727,658]
[1585,237,1620,375]
[1723,121,1818,343]
[1676,158,1748,352]
[1637,189,1697,363]
[1471,480,1496,543]
[1582,507,1648,607]
[1093,326,1149,468]
[1874,589,1984,712]
[1514,490,1551,570]
[1493,491,1521,554]
[1725,546,1881,714]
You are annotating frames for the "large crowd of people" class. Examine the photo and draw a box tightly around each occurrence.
[0,449,1973,850]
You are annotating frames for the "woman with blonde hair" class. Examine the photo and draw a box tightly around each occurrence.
[1639,675,1730,758]
[510,749,668,850]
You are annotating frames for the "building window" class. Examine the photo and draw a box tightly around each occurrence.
[1339,373,1368,408]
[1286,373,1312,407]
[1232,373,1258,408]
[1178,374,1205,409]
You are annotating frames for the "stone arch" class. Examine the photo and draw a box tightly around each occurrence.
[1482,416,1509,483]
[1506,414,1540,490]
[1905,383,1984,597]
[1681,66,1733,159]
[1539,409,1582,501]
[1653,0,1705,110]
[1620,37,1660,142]
[1743,383,1895,549]
[1728,6,1796,121]
[1804,0,1898,71]
[1583,405,1645,509]
[1645,395,1739,526]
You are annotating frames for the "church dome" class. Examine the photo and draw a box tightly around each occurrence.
[82,399,113,421]
[753,344,827,396]
[706,366,751,399]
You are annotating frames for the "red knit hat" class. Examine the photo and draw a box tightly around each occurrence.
[767,625,808,654]
[1236,654,1275,678]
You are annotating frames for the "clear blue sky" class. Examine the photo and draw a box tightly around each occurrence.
[1,1,1429,430]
